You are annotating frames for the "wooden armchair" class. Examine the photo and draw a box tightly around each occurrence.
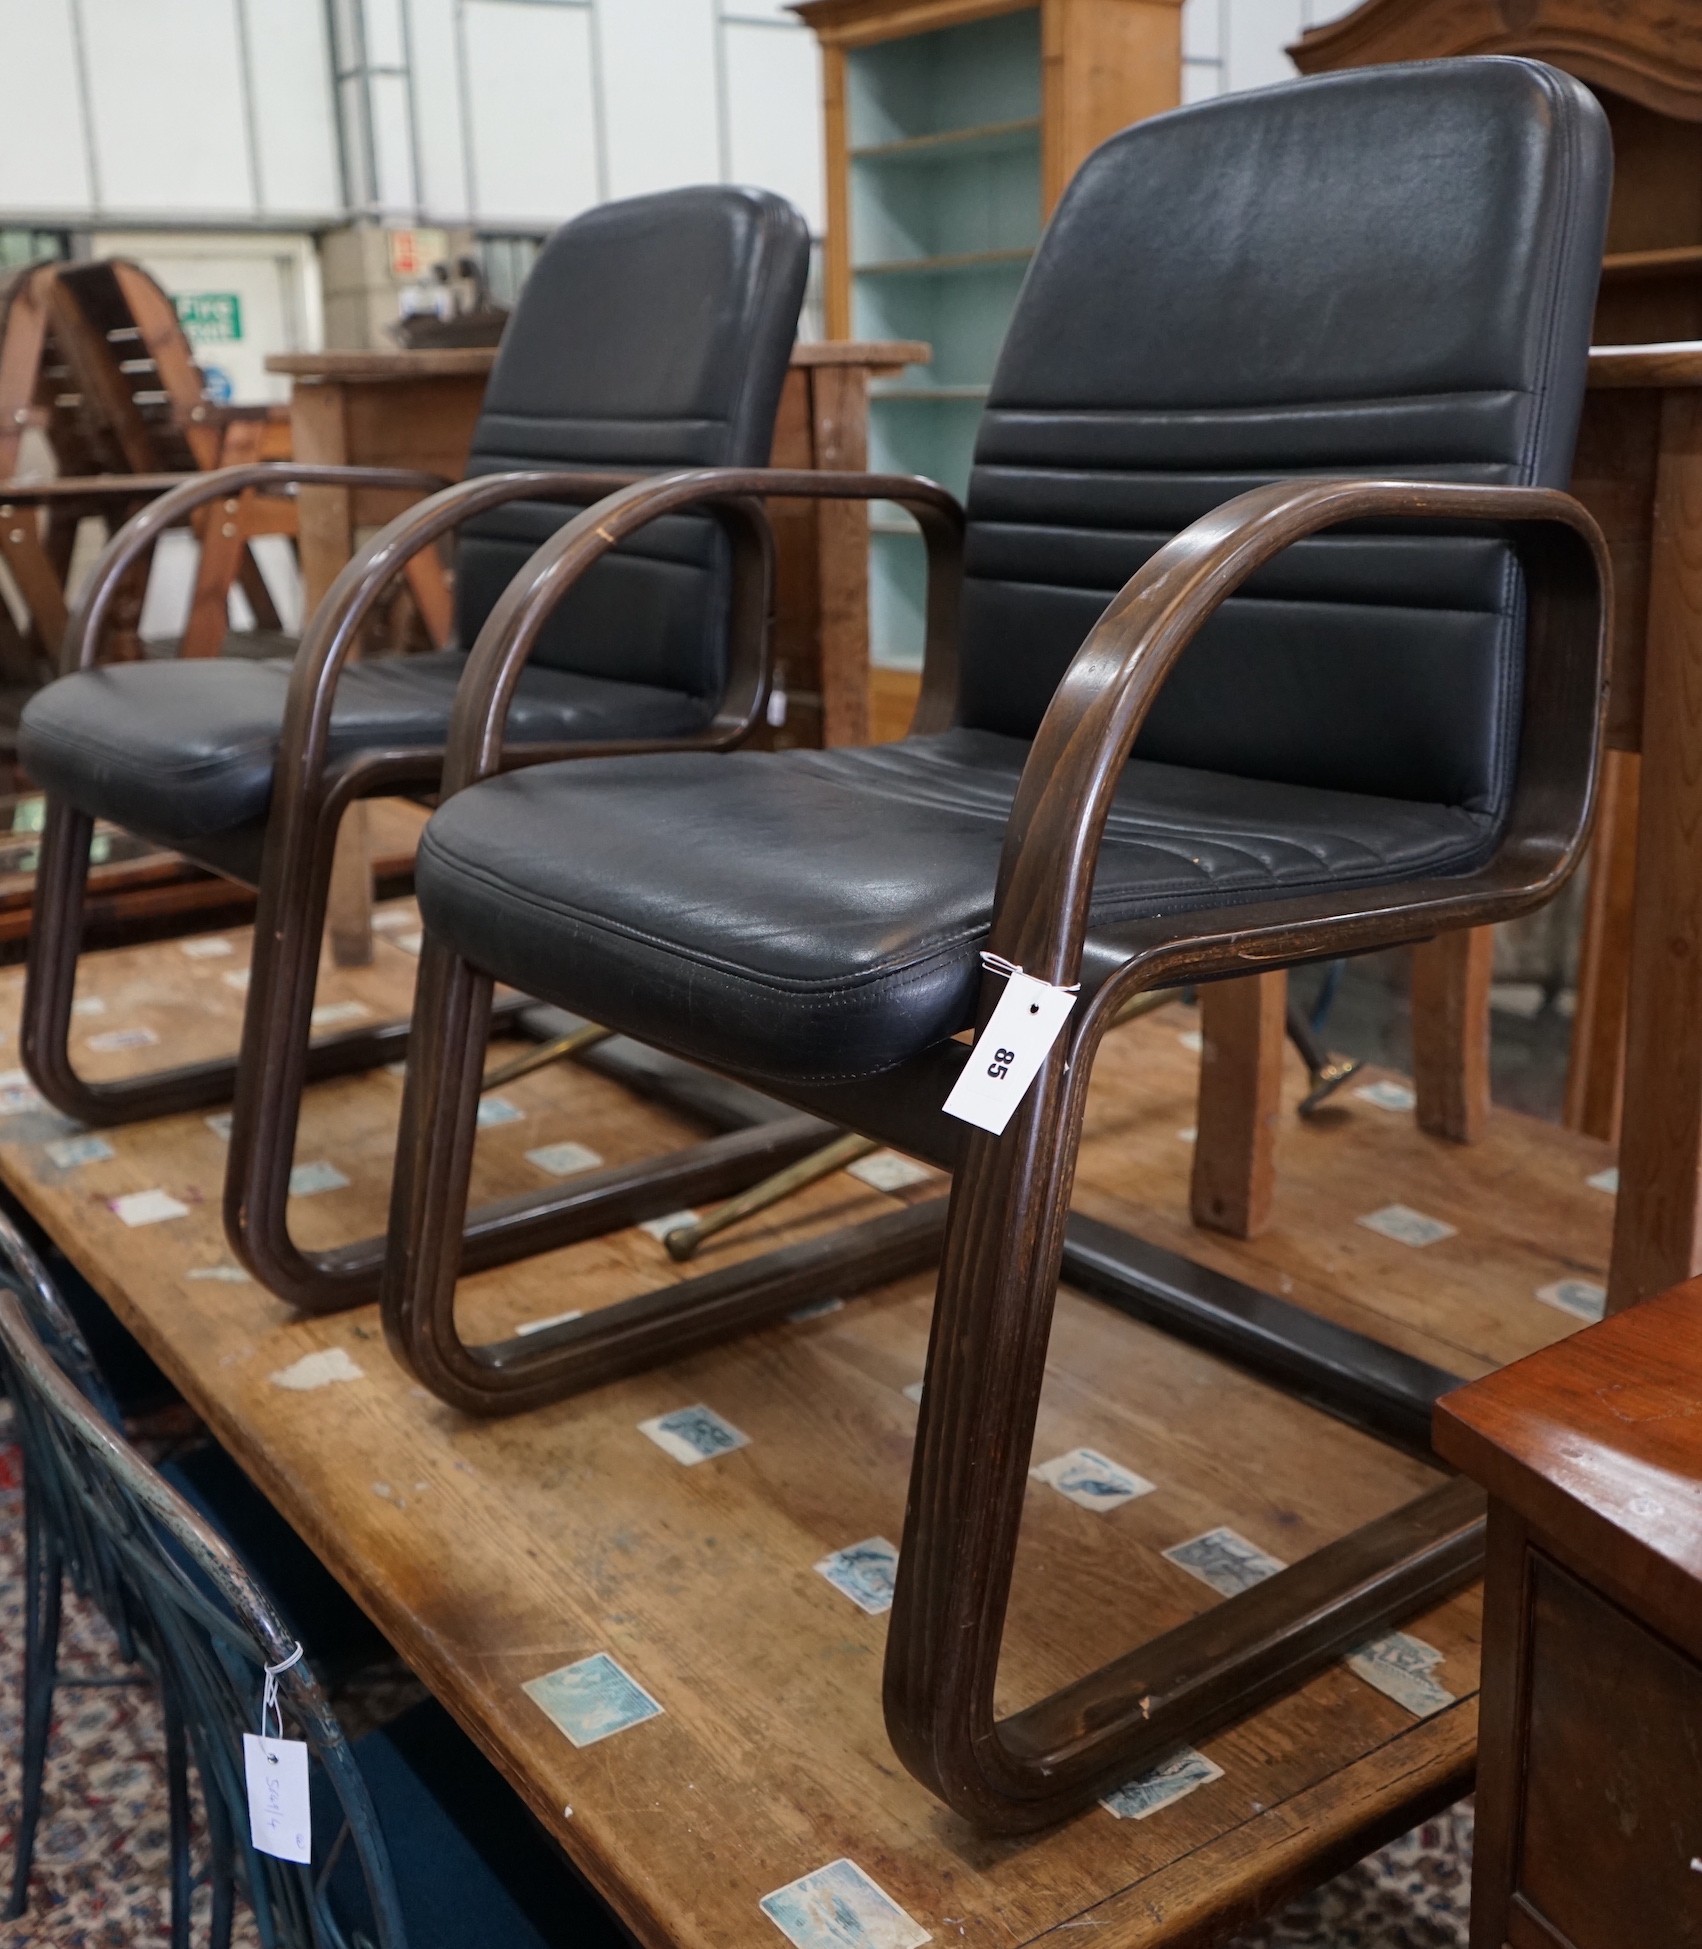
[382,60,1611,1828]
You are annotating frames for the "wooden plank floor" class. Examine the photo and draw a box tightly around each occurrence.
[0,917,1614,1949]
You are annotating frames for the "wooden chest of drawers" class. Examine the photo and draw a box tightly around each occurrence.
[1437,1281,1702,1947]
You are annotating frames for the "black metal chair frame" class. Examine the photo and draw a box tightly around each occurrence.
[0,1200,167,1922]
[0,1262,406,1948]
[20,463,831,1318]
[381,463,1609,1829]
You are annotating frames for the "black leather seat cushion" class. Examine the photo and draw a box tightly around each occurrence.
[416,731,1494,1084]
[20,649,708,857]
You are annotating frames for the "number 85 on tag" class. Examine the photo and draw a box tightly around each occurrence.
[943,970,1077,1136]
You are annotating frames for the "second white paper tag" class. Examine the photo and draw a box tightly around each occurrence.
[943,969,1076,1135]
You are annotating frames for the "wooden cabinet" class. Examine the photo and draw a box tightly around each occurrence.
[1435,1279,1702,1947]
[1292,0,1702,350]
[797,0,1182,671]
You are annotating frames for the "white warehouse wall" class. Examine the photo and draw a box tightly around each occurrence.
[0,0,341,225]
[0,0,1356,239]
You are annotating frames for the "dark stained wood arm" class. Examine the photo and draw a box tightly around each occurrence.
[442,465,967,792]
[987,479,1611,1008]
[273,469,644,793]
[58,462,449,674]
[0,473,199,505]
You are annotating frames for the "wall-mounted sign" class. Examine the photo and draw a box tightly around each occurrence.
[387,227,449,280]
[174,291,244,345]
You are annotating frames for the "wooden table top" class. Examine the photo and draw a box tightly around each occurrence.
[0,920,1621,1947]
[268,340,932,384]
[1436,1277,1702,1656]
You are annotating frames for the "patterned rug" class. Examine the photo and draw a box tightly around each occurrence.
[0,1423,1473,1946]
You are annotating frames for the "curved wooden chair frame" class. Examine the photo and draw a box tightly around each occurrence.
[382,463,1610,1828]
[21,460,836,1317]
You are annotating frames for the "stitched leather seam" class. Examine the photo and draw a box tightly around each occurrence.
[471,413,729,432]
[959,572,1509,617]
[976,387,1534,424]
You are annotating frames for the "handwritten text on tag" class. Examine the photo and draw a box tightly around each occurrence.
[943,969,1076,1135]
[243,1733,311,1863]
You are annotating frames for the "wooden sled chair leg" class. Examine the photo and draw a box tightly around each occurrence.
[395,1196,947,1417]
[882,1019,1478,1830]
[218,771,831,1313]
[981,1477,1484,1827]
[19,799,465,1128]
[381,937,946,1410]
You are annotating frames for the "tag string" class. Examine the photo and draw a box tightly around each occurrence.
[260,1642,304,1745]
[979,950,1080,998]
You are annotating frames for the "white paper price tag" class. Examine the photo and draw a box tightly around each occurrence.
[943,968,1076,1135]
[243,1732,311,1863]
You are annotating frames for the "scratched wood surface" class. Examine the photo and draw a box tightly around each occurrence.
[0,918,1617,1948]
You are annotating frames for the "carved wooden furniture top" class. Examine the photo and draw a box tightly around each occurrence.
[796,0,1184,46]
[1436,1274,1702,1640]
[1290,0,1702,124]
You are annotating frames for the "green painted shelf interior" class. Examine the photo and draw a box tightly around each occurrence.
[847,7,1041,669]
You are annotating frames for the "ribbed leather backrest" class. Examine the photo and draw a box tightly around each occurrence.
[959,59,1610,813]
[455,186,809,696]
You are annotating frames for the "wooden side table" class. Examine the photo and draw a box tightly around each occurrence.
[1435,1278,1702,1948]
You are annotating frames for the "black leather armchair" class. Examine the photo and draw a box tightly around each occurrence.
[399,60,1611,1826]
[17,185,812,1316]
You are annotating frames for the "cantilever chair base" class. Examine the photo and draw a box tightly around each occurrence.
[380,473,1607,1832]
[19,474,795,1319]
[383,928,1494,1831]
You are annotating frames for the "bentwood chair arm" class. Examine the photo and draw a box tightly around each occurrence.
[272,468,643,791]
[56,462,449,675]
[988,479,1612,999]
[443,466,967,791]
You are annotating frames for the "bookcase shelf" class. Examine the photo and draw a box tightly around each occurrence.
[799,0,1183,672]
[854,246,1034,277]
[869,382,991,400]
[850,117,1042,163]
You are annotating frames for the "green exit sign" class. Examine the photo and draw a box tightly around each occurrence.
[174,291,243,345]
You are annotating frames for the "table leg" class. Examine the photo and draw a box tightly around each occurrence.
[808,363,872,749]
[1611,391,1702,1311]
[1565,747,1639,1144]
[1190,971,1285,1239]
[289,383,373,968]
[1412,930,1493,1144]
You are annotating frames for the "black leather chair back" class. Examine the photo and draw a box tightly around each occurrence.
[454,186,809,699]
[959,58,1610,816]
